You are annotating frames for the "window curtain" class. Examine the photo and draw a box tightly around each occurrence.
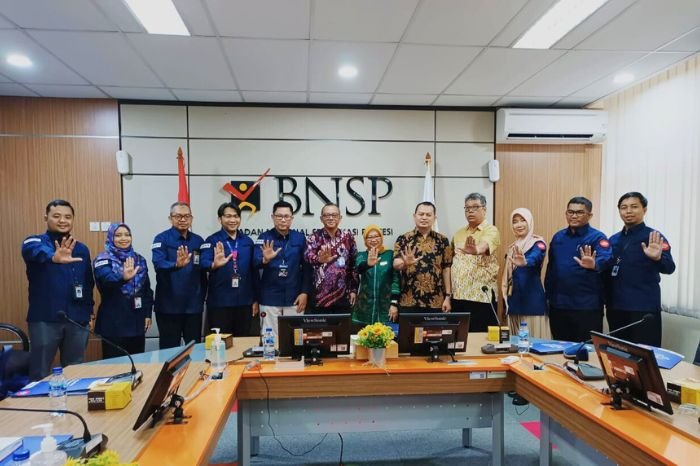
[599,54,700,318]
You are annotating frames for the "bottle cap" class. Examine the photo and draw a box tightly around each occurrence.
[12,447,30,461]
[52,367,63,375]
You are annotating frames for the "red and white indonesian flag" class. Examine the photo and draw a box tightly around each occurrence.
[422,152,439,232]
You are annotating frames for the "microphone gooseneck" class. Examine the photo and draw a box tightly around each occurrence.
[57,311,142,387]
[0,407,91,443]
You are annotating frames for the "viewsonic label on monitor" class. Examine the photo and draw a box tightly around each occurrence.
[422,316,447,322]
[302,318,328,324]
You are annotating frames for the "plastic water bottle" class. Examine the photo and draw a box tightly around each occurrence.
[48,367,66,416]
[518,321,530,356]
[263,327,275,361]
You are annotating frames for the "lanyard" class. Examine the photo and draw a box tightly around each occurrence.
[615,231,635,264]
[226,238,239,274]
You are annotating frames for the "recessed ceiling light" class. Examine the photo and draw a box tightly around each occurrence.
[513,0,608,49]
[613,73,635,85]
[123,0,189,36]
[338,65,358,79]
[6,53,32,68]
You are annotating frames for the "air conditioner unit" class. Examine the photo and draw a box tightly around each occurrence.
[496,108,607,144]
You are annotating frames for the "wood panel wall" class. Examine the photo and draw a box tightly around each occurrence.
[0,96,121,360]
[494,144,603,315]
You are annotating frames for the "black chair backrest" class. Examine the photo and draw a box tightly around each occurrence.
[694,338,700,366]
[0,324,30,352]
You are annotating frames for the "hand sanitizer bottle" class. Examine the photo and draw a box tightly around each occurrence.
[30,423,67,466]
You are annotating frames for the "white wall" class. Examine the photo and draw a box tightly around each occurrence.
[120,105,495,264]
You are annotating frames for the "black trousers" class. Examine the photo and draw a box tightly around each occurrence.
[451,299,498,333]
[607,309,661,347]
[156,313,203,349]
[549,308,603,342]
[208,306,254,337]
[101,336,145,359]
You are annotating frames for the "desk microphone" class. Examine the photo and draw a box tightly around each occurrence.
[563,313,655,361]
[480,286,518,354]
[563,313,654,381]
[0,407,106,458]
[57,311,143,389]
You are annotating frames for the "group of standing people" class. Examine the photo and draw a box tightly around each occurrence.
[21,190,674,379]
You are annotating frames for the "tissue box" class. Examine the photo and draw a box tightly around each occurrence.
[205,333,233,350]
[667,378,700,405]
[354,341,399,360]
[87,381,132,411]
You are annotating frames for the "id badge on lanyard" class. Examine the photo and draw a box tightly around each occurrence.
[278,263,289,278]
[134,296,143,309]
[73,284,84,300]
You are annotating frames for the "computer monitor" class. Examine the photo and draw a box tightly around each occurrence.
[278,314,351,365]
[591,331,673,415]
[132,341,195,430]
[398,312,470,362]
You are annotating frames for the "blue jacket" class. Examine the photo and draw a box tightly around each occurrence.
[253,229,312,307]
[151,228,206,315]
[200,229,259,308]
[93,256,153,338]
[21,231,94,324]
[506,241,547,316]
[544,224,613,310]
[607,223,675,312]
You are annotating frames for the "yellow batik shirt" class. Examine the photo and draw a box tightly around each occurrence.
[451,222,501,302]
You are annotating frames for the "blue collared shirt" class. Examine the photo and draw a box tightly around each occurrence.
[21,231,94,323]
[545,224,613,310]
[93,255,153,337]
[607,222,675,312]
[151,227,206,315]
[200,229,258,308]
[507,241,547,316]
[254,229,312,307]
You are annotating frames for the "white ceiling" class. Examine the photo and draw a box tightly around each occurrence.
[0,0,699,107]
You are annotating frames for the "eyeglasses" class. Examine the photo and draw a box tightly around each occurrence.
[366,235,381,240]
[566,210,588,217]
[170,214,192,221]
[464,205,483,213]
[273,214,292,220]
[321,213,340,219]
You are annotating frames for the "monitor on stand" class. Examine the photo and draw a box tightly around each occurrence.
[278,314,351,365]
[397,313,470,362]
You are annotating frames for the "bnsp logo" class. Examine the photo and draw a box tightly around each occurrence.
[222,169,270,215]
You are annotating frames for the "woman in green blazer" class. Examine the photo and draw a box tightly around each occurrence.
[353,225,400,331]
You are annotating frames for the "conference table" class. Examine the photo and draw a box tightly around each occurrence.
[1,335,699,465]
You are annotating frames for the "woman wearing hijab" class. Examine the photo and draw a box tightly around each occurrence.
[501,208,550,339]
[93,223,153,358]
[352,225,400,331]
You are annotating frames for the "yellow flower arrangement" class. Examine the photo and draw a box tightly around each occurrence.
[64,450,136,466]
[356,322,395,349]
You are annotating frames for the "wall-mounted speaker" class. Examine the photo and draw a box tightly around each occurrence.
[488,159,500,182]
[116,150,131,175]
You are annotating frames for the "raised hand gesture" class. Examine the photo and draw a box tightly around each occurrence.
[261,240,281,264]
[573,245,596,270]
[122,256,140,281]
[212,241,232,269]
[367,246,379,267]
[52,236,83,264]
[458,235,478,255]
[642,231,663,261]
[318,245,337,264]
[511,246,527,267]
[175,245,191,268]
[400,246,423,267]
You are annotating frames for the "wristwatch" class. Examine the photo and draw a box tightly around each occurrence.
[444,293,452,298]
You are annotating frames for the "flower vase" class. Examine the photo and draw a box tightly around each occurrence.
[368,347,386,367]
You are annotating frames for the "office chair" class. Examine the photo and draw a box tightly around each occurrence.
[693,337,700,367]
[0,323,31,399]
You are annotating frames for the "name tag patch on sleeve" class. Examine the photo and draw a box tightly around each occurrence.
[94,259,109,267]
[200,243,211,249]
[151,242,162,249]
[23,237,41,244]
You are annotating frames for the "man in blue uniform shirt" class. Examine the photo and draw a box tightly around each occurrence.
[545,196,612,342]
[200,203,259,337]
[607,192,675,347]
[21,199,94,380]
[151,202,206,349]
[254,201,312,340]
